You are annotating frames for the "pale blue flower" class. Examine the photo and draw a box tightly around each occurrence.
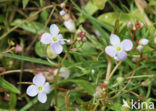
[40,24,68,54]
[26,74,50,103]
[105,34,133,61]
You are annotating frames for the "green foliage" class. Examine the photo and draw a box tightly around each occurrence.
[22,0,29,8]
[0,0,156,111]
[0,77,20,94]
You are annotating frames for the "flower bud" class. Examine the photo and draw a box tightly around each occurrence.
[93,93,98,98]
[60,10,66,16]
[63,14,70,21]
[154,37,156,44]
[91,69,95,74]
[15,44,23,53]
[46,45,57,59]
[64,19,76,33]
[99,83,106,90]
[141,81,150,86]
[117,77,124,84]
[127,21,133,29]
[135,21,143,29]
[0,67,6,72]
[60,2,65,8]
[139,38,149,46]
[38,72,44,76]
[54,67,70,79]
[137,45,143,51]
[132,57,139,62]
[48,68,55,74]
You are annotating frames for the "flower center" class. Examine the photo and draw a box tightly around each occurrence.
[52,37,58,42]
[116,47,122,52]
[38,86,43,91]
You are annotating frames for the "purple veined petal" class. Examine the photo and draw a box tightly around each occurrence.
[105,46,117,57]
[110,34,121,46]
[121,39,133,51]
[43,82,51,94]
[38,92,47,103]
[58,34,65,44]
[51,43,63,54]
[117,51,127,61]
[50,24,59,37]
[26,85,38,97]
[40,33,52,44]
[33,74,46,86]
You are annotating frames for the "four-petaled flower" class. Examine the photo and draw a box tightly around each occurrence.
[105,34,133,61]
[40,24,67,54]
[26,74,50,103]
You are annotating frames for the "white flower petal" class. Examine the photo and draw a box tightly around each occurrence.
[110,34,120,46]
[50,24,59,36]
[139,38,149,46]
[51,43,63,54]
[58,34,65,44]
[117,51,127,61]
[40,33,52,44]
[26,85,38,97]
[38,93,47,103]
[43,82,51,94]
[105,46,117,57]
[121,39,133,51]
[33,74,45,86]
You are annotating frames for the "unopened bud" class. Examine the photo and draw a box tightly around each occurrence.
[137,45,143,51]
[117,77,124,84]
[38,72,44,76]
[63,14,70,21]
[60,2,65,8]
[15,45,22,53]
[141,81,150,86]
[60,10,66,16]
[93,93,98,98]
[132,57,139,62]
[48,68,55,74]
[0,67,6,72]
[154,37,156,44]
[66,39,70,43]
[46,45,57,59]
[64,19,76,33]
[127,22,133,28]
[99,83,106,90]
[135,21,143,29]
[139,38,149,46]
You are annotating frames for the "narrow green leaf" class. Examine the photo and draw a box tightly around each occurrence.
[0,77,20,94]
[61,79,95,95]
[22,0,29,8]
[0,52,57,66]
[9,93,17,109]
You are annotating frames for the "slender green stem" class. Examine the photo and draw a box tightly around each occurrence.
[106,61,122,83]
[54,39,77,110]
[105,56,112,83]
